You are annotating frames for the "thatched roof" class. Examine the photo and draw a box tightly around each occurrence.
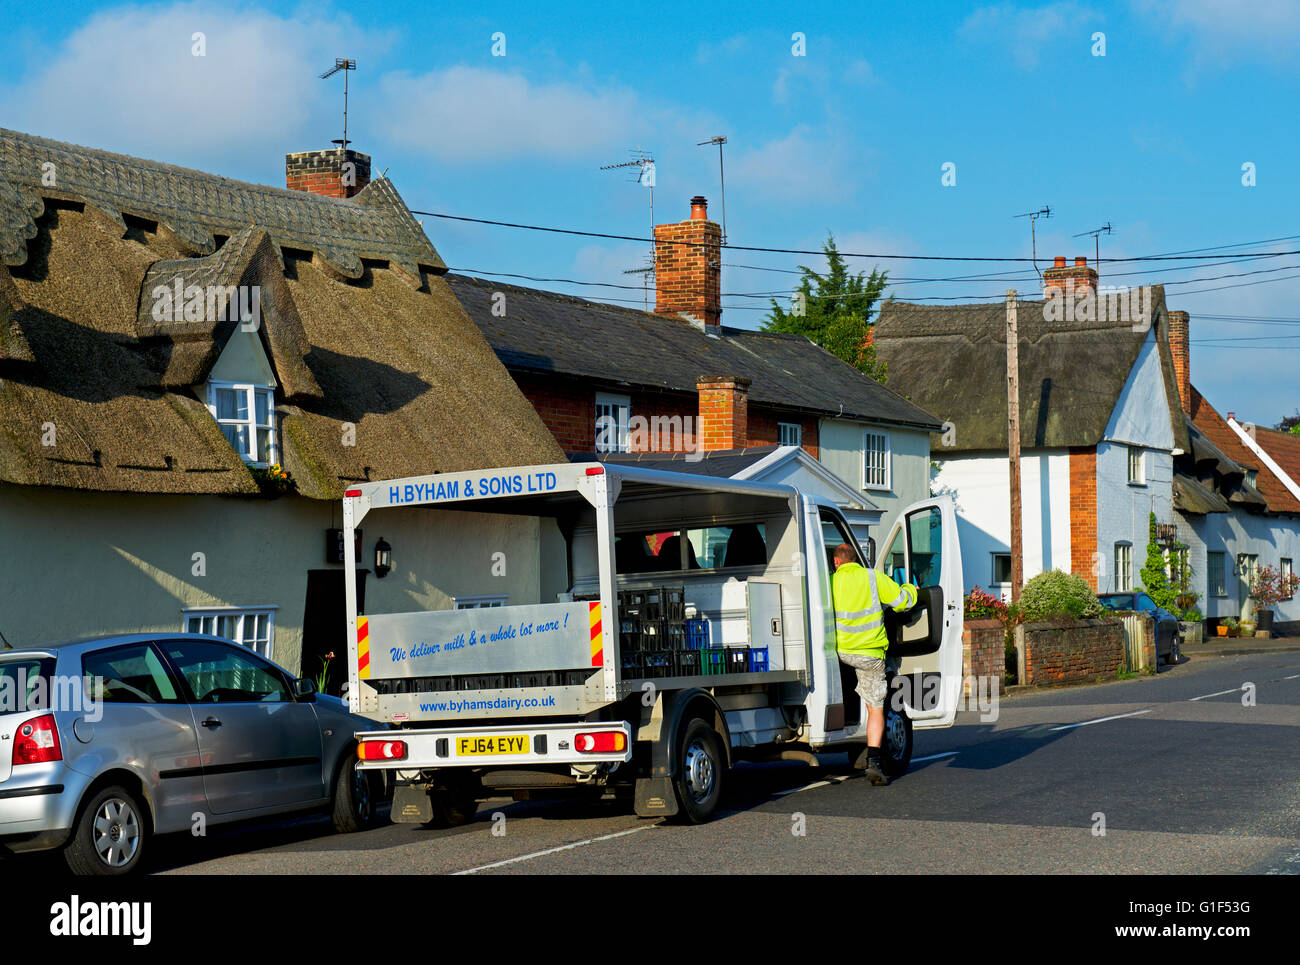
[874,288,1189,454]
[0,130,562,498]
[449,274,943,431]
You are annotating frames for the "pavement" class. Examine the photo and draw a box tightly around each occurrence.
[1182,634,1300,658]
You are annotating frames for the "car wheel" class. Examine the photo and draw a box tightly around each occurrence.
[332,753,378,833]
[881,700,914,777]
[64,785,148,876]
[671,717,725,824]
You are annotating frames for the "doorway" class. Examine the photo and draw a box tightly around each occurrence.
[301,569,367,696]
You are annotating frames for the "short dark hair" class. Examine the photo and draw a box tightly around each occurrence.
[833,543,857,564]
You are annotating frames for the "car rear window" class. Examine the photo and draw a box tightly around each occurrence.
[0,657,57,715]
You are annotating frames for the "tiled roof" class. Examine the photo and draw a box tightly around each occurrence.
[1187,386,1300,514]
[447,274,943,431]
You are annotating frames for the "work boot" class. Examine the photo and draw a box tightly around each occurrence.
[863,747,890,786]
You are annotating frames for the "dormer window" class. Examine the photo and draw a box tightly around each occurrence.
[207,381,277,465]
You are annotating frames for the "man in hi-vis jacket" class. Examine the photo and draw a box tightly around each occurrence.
[831,543,918,785]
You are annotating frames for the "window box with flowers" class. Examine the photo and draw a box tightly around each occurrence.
[250,463,296,497]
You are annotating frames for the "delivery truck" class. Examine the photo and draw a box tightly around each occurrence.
[342,461,963,824]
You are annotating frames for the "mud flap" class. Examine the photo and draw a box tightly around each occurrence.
[392,783,434,824]
[634,777,679,818]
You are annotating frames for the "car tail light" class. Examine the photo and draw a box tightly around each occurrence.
[13,714,62,766]
[357,739,407,761]
[574,731,626,753]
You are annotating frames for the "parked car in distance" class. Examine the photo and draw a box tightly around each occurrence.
[1097,592,1182,665]
[0,633,385,875]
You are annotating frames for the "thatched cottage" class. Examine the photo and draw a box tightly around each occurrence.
[0,128,563,685]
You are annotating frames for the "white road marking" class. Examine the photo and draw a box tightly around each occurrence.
[912,751,960,762]
[451,824,659,874]
[1189,687,1242,701]
[771,775,852,798]
[1049,709,1151,731]
[1284,674,1300,681]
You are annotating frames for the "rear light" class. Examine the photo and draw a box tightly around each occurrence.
[574,731,626,753]
[345,488,362,497]
[357,739,407,761]
[13,714,62,766]
[584,466,604,476]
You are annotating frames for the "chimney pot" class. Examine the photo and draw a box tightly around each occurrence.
[1075,256,1087,266]
[1227,411,1235,421]
[1053,256,1067,268]
[690,196,709,220]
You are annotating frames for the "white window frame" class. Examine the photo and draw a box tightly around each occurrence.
[182,605,277,659]
[1245,469,1258,489]
[991,553,1012,586]
[594,392,631,454]
[1115,542,1133,592]
[453,595,508,609]
[1127,446,1145,486]
[862,429,892,491]
[778,422,802,447]
[1283,558,1294,599]
[207,381,277,466]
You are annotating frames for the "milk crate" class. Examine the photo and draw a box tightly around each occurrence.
[724,647,750,675]
[748,647,769,673]
[684,618,710,649]
[701,647,727,676]
[675,649,702,677]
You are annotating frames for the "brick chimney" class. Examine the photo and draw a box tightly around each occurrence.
[655,196,722,331]
[1168,309,1190,412]
[1043,255,1098,299]
[286,148,371,199]
[696,376,749,451]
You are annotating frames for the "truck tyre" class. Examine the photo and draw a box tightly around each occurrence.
[433,794,479,827]
[881,701,913,777]
[672,717,724,823]
[332,754,378,833]
[64,784,148,876]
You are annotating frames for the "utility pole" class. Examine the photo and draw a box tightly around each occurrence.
[1006,289,1024,604]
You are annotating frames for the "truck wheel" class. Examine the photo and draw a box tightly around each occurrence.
[672,718,724,823]
[881,703,913,777]
[332,755,378,833]
[64,785,148,876]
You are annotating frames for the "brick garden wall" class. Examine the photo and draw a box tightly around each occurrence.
[962,618,1007,695]
[1016,618,1125,685]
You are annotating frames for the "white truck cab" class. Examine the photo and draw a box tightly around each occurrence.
[342,462,963,824]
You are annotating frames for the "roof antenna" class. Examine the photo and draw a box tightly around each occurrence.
[1073,222,1113,286]
[1014,206,1052,280]
[601,149,657,308]
[320,58,357,150]
[697,135,728,245]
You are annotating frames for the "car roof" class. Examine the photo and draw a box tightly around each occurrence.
[1,632,245,655]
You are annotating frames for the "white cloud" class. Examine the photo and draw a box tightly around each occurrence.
[959,3,1097,69]
[0,2,379,167]
[729,126,859,204]
[1134,0,1300,70]
[377,66,661,163]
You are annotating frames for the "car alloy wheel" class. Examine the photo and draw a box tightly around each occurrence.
[93,796,142,870]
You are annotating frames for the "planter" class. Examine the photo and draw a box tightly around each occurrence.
[1239,622,1256,638]
[1216,625,1228,637]
[1179,621,1203,647]
[1256,609,1275,633]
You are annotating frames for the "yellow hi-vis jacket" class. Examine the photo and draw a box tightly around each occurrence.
[832,562,919,658]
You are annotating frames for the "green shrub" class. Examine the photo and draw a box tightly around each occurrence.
[1019,569,1104,622]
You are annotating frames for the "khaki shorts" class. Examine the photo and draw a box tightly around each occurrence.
[838,652,887,708]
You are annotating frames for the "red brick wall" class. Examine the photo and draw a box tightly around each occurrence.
[696,376,749,451]
[748,408,820,459]
[1043,256,1097,299]
[962,618,1007,694]
[1069,447,1098,589]
[513,373,594,454]
[285,149,371,199]
[1018,619,1125,685]
[654,199,721,329]
[1168,310,1190,412]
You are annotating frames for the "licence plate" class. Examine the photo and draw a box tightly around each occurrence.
[457,735,530,757]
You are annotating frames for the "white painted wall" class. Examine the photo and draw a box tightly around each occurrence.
[817,419,931,546]
[1180,509,1300,625]
[0,484,548,674]
[930,449,1072,597]
[1095,442,1174,593]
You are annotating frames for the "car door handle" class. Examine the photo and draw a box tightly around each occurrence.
[201,717,222,729]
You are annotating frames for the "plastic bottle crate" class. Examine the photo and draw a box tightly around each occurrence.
[674,649,701,677]
[641,650,674,679]
[748,647,769,673]
[724,647,750,674]
[684,619,710,649]
[701,647,727,676]
[661,623,686,650]
[642,586,686,623]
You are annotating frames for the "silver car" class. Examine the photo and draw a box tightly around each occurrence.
[0,633,384,875]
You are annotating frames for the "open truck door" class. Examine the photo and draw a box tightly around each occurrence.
[877,494,964,729]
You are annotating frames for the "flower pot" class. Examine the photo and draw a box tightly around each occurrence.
[1216,625,1228,637]
[1256,609,1274,633]
[1239,623,1256,638]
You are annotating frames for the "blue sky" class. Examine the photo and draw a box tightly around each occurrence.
[2,0,1297,425]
